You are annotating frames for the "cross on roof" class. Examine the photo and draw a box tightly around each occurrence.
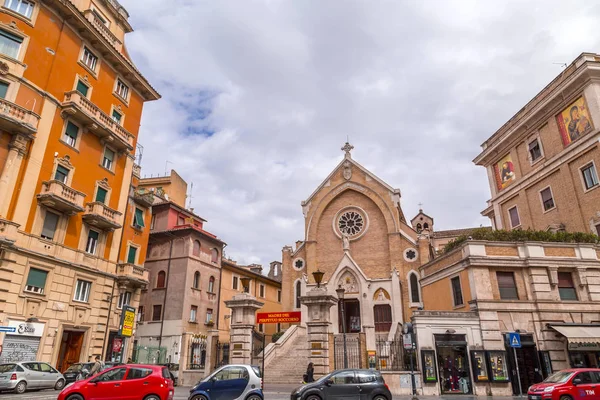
[418,202,423,212]
[341,141,354,157]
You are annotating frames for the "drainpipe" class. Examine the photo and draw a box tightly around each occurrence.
[215,243,226,330]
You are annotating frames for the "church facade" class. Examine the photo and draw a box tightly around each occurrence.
[280,143,429,349]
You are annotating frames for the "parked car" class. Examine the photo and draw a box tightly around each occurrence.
[160,363,179,386]
[102,361,125,371]
[58,364,174,400]
[291,369,392,400]
[63,362,95,384]
[0,361,65,394]
[527,368,600,400]
[188,364,262,400]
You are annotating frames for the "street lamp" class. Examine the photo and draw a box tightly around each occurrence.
[240,277,250,293]
[336,285,348,369]
[312,270,325,288]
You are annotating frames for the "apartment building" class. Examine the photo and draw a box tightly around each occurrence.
[474,53,600,235]
[414,238,600,396]
[218,259,283,344]
[0,0,159,370]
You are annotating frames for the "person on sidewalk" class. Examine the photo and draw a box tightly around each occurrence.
[89,356,103,376]
[303,362,314,384]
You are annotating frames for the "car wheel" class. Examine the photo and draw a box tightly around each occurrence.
[144,396,161,400]
[560,396,573,400]
[55,379,66,390]
[191,396,208,400]
[66,395,84,400]
[14,381,27,394]
[247,395,262,400]
[373,396,388,400]
[306,395,321,400]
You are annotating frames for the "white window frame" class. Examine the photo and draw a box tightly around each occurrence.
[190,306,197,323]
[115,79,129,102]
[85,229,100,255]
[527,136,544,165]
[205,309,213,324]
[539,186,556,213]
[81,46,98,73]
[101,146,116,171]
[4,0,34,19]
[73,279,91,303]
[117,291,131,309]
[507,205,521,229]
[579,161,599,193]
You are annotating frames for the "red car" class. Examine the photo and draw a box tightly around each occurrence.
[527,368,600,400]
[58,364,174,400]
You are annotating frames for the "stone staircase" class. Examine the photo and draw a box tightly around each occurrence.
[262,325,309,384]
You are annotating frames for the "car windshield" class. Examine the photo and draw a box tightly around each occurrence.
[0,364,16,373]
[65,364,83,372]
[252,366,261,378]
[544,371,574,383]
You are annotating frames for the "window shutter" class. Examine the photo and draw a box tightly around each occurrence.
[55,165,69,181]
[558,272,574,288]
[541,188,552,203]
[127,246,137,264]
[0,82,8,99]
[89,230,99,241]
[104,148,115,161]
[76,80,88,96]
[65,122,79,139]
[497,272,516,287]
[0,29,23,43]
[95,187,107,203]
[41,212,59,239]
[26,268,48,288]
[134,208,145,227]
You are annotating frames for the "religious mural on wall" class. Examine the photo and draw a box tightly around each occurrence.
[494,154,516,191]
[556,96,593,147]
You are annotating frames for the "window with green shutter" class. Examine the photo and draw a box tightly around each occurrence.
[127,246,137,264]
[95,187,107,204]
[134,208,144,228]
[102,148,115,170]
[0,81,8,99]
[54,165,69,183]
[76,80,89,97]
[63,121,79,147]
[112,110,122,125]
[25,268,48,294]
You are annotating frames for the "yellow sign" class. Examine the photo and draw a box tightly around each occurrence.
[120,306,135,337]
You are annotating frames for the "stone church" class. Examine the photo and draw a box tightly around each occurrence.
[279,142,467,349]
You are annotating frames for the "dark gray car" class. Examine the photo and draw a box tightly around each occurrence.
[291,369,392,400]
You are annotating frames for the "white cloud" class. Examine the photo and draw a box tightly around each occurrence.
[120,0,600,265]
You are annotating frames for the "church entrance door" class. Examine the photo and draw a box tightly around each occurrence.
[339,299,361,333]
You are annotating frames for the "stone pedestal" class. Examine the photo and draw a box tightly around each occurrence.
[225,293,264,365]
[300,287,338,377]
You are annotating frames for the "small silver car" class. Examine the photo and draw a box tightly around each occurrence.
[0,361,65,394]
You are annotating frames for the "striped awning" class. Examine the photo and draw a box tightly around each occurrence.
[550,325,600,344]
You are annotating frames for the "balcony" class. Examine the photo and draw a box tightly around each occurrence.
[117,263,149,288]
[83,10,122,48]
[133,189,155,208]
[62,91,134,151]
[82,202,122,231]
[0,97,40,137]
[37,180,86,215]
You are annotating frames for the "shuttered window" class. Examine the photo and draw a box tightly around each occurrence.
[85,230,99,254]
[95,187,107,203]
[133,208,144,228]
[451,277,464,306]
[497,271,519,300]
[0,29,23,59]
[528,139,542,162]
[374,304,392,332]
[63,122,79,147]
[127,246,137,264]
[76,80,89,97]
[0,81,8,99]
[25,268,48,294]
[102,148,115,170]
[558,272,577,300]
[540,187,555,211]
[54,165,70,183]
[41,211,59,240]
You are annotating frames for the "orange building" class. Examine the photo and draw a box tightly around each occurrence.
[0,0,159,373]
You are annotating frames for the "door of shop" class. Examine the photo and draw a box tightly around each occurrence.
[505,334,543,395]
[434,334,472,394]
[57,330,85,372]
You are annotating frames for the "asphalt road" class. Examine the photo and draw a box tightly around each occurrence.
[0,385,297,400]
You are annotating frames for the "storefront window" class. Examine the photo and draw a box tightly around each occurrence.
[487,351,510,382]
[470,351,488,382]
[437,346,471,393]
[421,350,437,382]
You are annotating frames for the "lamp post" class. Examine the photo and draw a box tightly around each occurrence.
[240,277,250,293]
[312,270,324,288]
[336,285,348,369]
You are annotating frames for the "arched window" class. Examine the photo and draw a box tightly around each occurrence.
[416,223,422,233]
[193,240,201,257]
[156,271,166,288]
[208,276,215,293]
[295,280,302,309]
[211,249,218,263]
[193,271,200,289]
[423,222,429,230]
[409,272,420,303]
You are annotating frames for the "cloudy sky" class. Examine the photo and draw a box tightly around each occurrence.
[120,0,600,265]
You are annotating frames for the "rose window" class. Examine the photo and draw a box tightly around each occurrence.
[338,211,365,236]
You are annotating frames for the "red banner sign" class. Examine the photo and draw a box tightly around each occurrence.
[112,338,123,353]
[256,311,301,324]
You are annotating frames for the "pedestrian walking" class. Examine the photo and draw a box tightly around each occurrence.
[303,362,314,384]
[89,356,103,376]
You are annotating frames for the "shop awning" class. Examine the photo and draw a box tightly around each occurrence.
[549,325,600,344]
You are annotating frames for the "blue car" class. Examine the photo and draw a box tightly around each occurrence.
[188,364,263,400]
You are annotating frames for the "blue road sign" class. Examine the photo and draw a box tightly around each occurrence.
[509,332,521,348]
[0,326,16,333]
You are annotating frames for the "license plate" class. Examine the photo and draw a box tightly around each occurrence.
[529,396,540,400]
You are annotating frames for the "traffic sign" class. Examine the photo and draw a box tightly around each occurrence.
[0,327,16,333]
[403,333,413,349]
[509,332,521,348]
